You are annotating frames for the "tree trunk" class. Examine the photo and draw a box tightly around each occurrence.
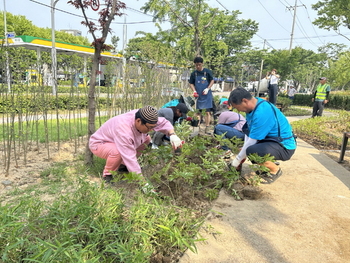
[85,48,101,165]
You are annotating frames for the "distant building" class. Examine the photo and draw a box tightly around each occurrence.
[60,29,82,37]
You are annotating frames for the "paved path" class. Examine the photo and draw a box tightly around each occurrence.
[180,115,350,263]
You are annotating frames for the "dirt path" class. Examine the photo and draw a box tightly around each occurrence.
[180,124,350,262]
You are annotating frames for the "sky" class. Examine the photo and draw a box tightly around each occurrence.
[3,0,350,52]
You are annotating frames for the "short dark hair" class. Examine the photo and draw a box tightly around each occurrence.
[229,88,252,105]
[194,57,203,63]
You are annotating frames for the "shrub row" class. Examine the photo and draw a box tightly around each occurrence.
[0,95,123,113]
[293,94,350,110]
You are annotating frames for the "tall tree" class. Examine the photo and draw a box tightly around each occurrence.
[141,0,257,76]
[312,0,350,42]
[68,0,126,165]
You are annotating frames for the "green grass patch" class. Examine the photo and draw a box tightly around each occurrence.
[0,115,109,143]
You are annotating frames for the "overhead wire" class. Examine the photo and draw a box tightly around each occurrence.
[29,0,166,25]
[215,0,229,11]
[257,0,290,33]
[299,0,325,45]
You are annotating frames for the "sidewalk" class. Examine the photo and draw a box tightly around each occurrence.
[180,116,350,263]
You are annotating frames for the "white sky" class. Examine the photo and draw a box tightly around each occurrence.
[3,0,350,52]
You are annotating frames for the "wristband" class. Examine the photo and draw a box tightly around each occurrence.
[169,132,176,136]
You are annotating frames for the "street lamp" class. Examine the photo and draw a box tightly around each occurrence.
[51,0,59,95]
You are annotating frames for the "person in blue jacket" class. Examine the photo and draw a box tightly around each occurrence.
[189,57,215,134]
[228,88,296,184]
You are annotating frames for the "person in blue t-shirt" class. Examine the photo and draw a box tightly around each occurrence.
[228,88,296,184]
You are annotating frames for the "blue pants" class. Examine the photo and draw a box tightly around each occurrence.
[214,124,244,150]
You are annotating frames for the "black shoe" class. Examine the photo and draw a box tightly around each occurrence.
[103,175,113,183]
[118,164,129,172]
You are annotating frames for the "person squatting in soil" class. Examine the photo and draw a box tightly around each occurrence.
[214,103,246,151]
[311,77,331,117]
[266,69,280,105]
[89,105,184,192]
[228,88,296,184]
[189,57,215,134]
[151,103,189,149]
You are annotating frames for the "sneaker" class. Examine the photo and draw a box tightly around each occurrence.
[103,175,113,183]
[117,164,129,172]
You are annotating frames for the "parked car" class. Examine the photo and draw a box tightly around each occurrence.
[161,87,184,97]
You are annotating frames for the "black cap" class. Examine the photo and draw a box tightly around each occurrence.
[176,103,189,118]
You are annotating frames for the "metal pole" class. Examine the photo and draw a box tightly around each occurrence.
[51,0,59,95]
[256,40,266,97]
[289,0,297,53]
[122,16,127,93]
[3,0,11,92]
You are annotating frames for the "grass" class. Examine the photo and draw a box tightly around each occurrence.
[0,114,109,143]
[0,162,203,262]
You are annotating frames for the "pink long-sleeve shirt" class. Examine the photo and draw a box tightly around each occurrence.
[89,109,174,175]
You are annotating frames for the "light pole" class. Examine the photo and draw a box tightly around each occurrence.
[51,0,59,95]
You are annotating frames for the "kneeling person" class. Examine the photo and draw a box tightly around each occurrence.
[228,88,296,184]
[214,103,246,141]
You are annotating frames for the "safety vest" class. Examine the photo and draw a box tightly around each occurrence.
[315,84,329,100]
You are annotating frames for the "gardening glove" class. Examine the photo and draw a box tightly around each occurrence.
[193,91,199,98]
[202,88,209,95]
[186,116,193,121]
[170,134,184,150]
[231,157,241,168]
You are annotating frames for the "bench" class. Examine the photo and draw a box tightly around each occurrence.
[338,132,350,163]
[276,103,283,112]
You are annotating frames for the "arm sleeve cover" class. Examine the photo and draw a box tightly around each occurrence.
[236,135,258,162]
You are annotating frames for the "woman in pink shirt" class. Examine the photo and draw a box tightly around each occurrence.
[89,106,183,189]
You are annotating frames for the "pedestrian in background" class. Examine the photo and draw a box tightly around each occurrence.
[189,57,215,134]
[312,77,331,117]
[288,86,297,101]
[266,69,280,105]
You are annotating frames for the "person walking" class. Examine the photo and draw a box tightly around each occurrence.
[151,103,189,149]
[266,69,280,105]
[312,77,331,117]
[228,88,296,184]
[189,57,215,134]
[89,105,184,192]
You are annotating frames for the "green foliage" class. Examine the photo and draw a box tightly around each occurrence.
[293,93,350,110]
[312,0,350,34]
[292,112,346,148]
[0,167,202,262]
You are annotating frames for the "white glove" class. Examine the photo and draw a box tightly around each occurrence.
[170,134,183,150]
[231,156,241,168]
[202,88,209,95]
